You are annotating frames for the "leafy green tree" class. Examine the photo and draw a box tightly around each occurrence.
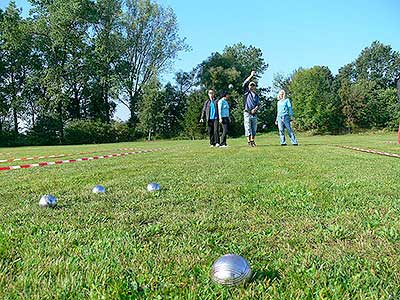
[0,1,33,133]
[138,77,165,140]
[337,41,400,130]
[354,41,400,89]
[117,0,188,127]
[86,0,123,122]
[290,66,342,133]
[158,83,185,137]
[182,90,205,139]
[30,0,96,139]
[198,43,268,94]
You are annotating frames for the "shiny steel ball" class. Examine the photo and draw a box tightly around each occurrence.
[211,254,252,286]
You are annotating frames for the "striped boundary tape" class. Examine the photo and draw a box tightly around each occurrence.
[0,148,141,163]
[340,145,400,158]
[0,148,162,172]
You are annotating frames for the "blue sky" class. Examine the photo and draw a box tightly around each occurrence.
[2,0,400,121]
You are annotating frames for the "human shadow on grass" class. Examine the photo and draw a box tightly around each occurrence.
[250,269,281,283]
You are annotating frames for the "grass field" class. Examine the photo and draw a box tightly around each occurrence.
[1,132,400,299]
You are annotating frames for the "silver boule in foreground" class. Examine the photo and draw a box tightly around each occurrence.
[147,182,161,192]
[228,84,234,89]
[211,254,252,286]
[92,185,106,194]
[39,194,57,208]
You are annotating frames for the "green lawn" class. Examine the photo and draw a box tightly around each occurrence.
[1,132,399,299]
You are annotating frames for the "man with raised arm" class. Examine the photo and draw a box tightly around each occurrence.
[243,71,260,147]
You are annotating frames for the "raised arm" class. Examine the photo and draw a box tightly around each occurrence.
[243,70,256,86]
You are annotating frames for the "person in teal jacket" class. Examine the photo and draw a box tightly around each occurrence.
[275,90,298,146]
[218,91,230,147]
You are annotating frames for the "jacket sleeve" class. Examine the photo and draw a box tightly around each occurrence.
[218,100,223,119]
[287,99,294,118]
[200,101,207,120]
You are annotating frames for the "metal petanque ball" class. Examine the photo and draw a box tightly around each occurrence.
[39,194,57,208]
[211,254,252,286]
[92,185,106,194]
[147,182,161,192]
[228,84,234,89]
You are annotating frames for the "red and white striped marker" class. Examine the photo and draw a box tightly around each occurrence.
[340,145,400,158]
[0,148,142,164]
[0,153,85,163]
[0,148,162,172]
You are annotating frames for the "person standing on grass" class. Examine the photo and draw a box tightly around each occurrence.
[275,90,298,146]
[218,91,231,148]
[200,89,219,147]
[243,71,260,147]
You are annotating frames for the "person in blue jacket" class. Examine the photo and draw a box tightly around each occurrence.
[275,90,298,146]
[218,91,231,147]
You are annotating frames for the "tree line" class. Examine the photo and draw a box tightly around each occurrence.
[1,0,399,146]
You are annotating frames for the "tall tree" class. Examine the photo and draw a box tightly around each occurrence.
[0,1,32,133]
[182,90,205,140]
[354,41,400,89]
[30,0,95,139]
[198,43,268,93]
[290,66,343,133]
[138,77,164,140]
[117,0,188,127]
[87,0,123,122]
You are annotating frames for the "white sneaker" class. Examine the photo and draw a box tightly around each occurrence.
[216,143,220,147]
[219,145,228,148]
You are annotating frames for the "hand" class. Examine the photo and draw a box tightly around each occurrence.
[251,70,256,77]
[275,120,278,126]
[251,108,257,115]
[219,119,223,124]
[200,118,204,123]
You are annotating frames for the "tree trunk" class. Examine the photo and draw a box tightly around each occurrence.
[72,86,80,119]
[129,92,140,127]
[58,102,64,143]
[13,108,18,134]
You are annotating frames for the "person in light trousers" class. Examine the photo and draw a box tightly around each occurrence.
[275,90,298,146]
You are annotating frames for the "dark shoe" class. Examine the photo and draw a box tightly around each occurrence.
[293,144,298,146]
[281,144,287,146]
[251,141,256,147]
[247,141,251,146]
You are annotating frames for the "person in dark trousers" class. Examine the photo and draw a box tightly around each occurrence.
[243,71,260,147]
[218,91,230,147]
[200,89,219,147]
